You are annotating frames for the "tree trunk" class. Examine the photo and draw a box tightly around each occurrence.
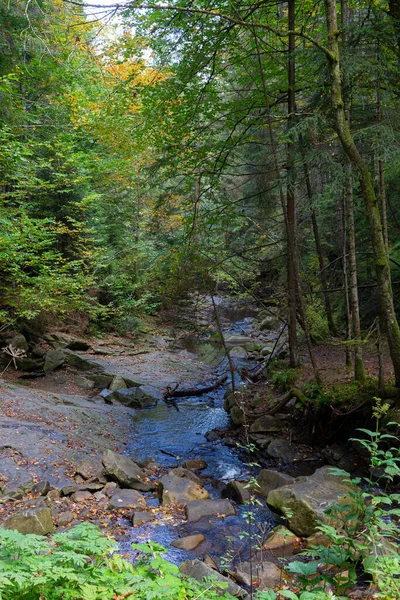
[286,0,299,368]
[324,0,400,386]
[344,161,366,381]
[303,157,337,335]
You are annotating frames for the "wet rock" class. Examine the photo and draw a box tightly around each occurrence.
[183,459,207,471]
[132,511,153,526]
[249,434,272,450]
[109,376,127,391]
[256,470,294,498]
[47,489,61,500]
[185,499,235,522]
[180,559,247,598]
[222,480,250,505]
[306,532,332,549]
[17,357,44,372]
[171,534,205,550]
[44,349,66,374]
[3,507,54,535]
[2,479,35,499]
[235,561,282,589]
[203,554,218,570]
[9,333,29,353]
[230,406,244,426]
[322,443,359,473]
[71,490,92,503]
[267,466,357,536]
[32,480,51,496]
[102,449,154,491]
[205,430,219,442]
[267,439,297,462]
[65,340,91,351]
[61,483,103,496]
[91,374,114,388]
[250,415,283,434]
[57,511,75,527]
[224,392,237,412]
[64,350,101,372]
[259,316,279,331]
[224,335,253,347]
[262,525,300,557]
[158,475,209,505]
[260,345,274,356]
[229,347,247,359]
[108,489,145,509]
[169,468,202,485]
[74,375,95,389]
[111,385,162,408]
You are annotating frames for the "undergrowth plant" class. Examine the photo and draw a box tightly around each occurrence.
[0,523,234,600]
[284,397,400,600]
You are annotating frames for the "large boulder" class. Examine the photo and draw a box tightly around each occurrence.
[64,350,102,372]
[108,489,146,509]
[171,534,205,550]
[256,469,294,498]
[250,415,283,434]
[3,507,54,535]
[111,385,162,408]
[158,475,209,505]
[102,449,153,491]
[8,334,29,353]
[222,480,250,505]
[2,479,35,500]
[185,499,235,522]
[44,349,66,374]
[235,561,283,589]
[179,559,247,598]
[109,376,127,391]
[266,439,297,462]
[267,466,357,536]
[261,525,300,557]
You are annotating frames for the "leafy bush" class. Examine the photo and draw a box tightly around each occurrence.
[0,523,234,600]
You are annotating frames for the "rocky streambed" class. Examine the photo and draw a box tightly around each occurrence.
[0,296,388,597]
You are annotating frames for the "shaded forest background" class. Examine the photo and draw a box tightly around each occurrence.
[2,0,400,387]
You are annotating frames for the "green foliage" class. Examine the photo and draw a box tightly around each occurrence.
[286,401,400,599]
[300,377,379,408]
[0,523,235,600]
[305,302,331,344]
[270,366,300,390]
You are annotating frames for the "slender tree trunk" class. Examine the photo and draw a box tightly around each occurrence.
[376,59,389,258]
[286,0,298,368]
[344,162,366,381]
[303,157,337,335]
[325,0,400,386]
[337,187,352,366]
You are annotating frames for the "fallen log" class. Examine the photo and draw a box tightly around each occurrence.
[164,375,228,399]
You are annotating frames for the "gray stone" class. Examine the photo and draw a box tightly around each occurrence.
[224,335,253,347]
[185,499,235,522]
[44,349,66,374]
[64,350,101,372]
[17,358,44,372]
[249,434,272,450]
[61,483,103,496]
[169,468,202,486]
[261,525,299,557]
[229,347,247,359]
[250,415,282,434]
[205,430,219,442]
[267,439,297,462]
[256,470,294,498]
[93,492,106,501]
[57,511,75,527]
[109,376,127,391]
[159,476,209,505]
[132,511,153,526]
[180,559,246,598]
[75,458,104,480]
[3,479,35,499]
[108,489,145,509]
[90,374,114,388]
[32,480,51,496]
[102,449,153,491]
[71,490,92,503]
[3,507,54,535]
[260,345,274,356]
[9,334,29,352]
[183,459,208,471]
[110,386,161,408]
[171,534,205,550]
[222,480,250,505]
[235,561,282,589]
[230,406,244,426]
[259,316,279,331]
[267,466,357,536]
[65,340,91,351]
[74,375,95,389]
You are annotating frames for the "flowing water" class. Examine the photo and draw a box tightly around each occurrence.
[118,298,281,566]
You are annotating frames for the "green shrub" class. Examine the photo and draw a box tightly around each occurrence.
[0,523,234,600]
